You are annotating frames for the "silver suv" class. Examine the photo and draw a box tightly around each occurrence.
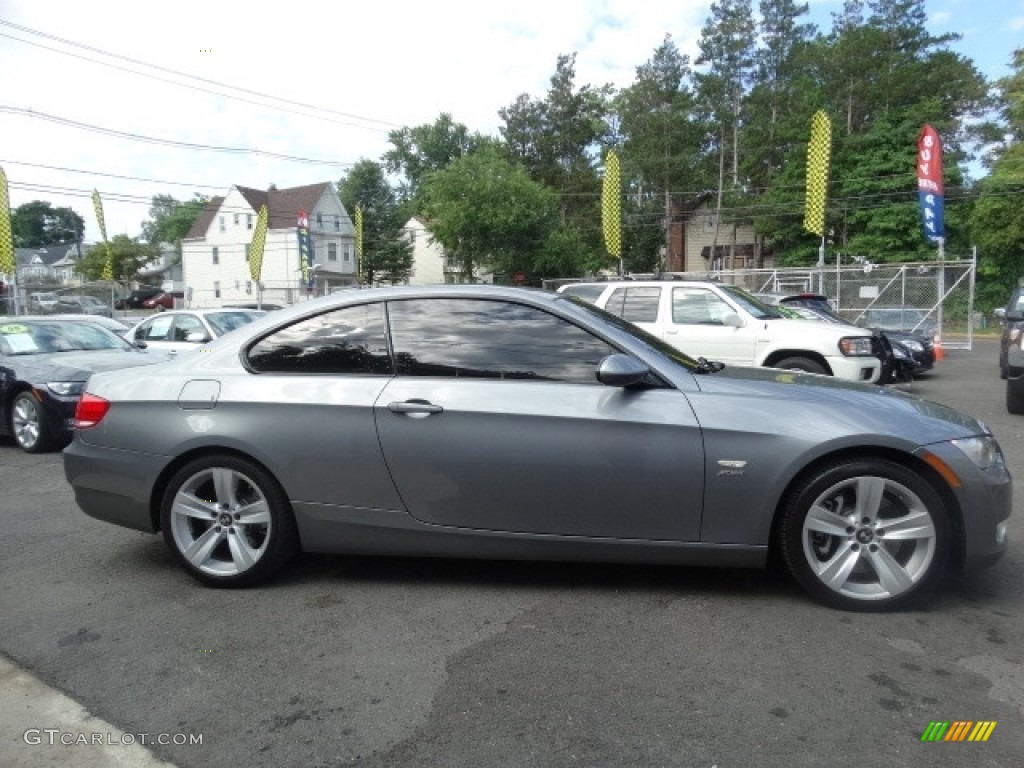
[559,280,882,383]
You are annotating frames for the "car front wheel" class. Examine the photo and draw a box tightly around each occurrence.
[160,455,299,587]
[780,458,948,610]
[10,391,56,453]
[773,356,827,375]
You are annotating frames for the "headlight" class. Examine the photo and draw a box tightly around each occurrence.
[952,436,1003,470]
[900,339,924,352]
[45,381,85,396]
[838,336,874,356]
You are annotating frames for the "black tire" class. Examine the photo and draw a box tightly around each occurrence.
[779,458,949,611]
[1000,359,1008,380]
[10,391,57,454]
[772,356,827,375]
[160,454,299,587]
[1007,381,1024,414]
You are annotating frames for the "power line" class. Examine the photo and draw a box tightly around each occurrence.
[0,19,402,130]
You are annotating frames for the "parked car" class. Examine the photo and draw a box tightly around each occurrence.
[859,306,938,339]
[55,294,113,318]
[24,313,132,333]
[123,308,265,356]
[115,287,163,310]
[64,285,1010,609]
[28,292,61,314]
[755,293,934,378]
[0,317,160,452]
[995,287,1024,380]
[142,291,185,311]
[559,281,883,383]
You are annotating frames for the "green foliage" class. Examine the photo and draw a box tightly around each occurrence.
[421,146,559,279]
[140,194,208,258]
[337,160,413,284]
[384,114,483,205]
[74,235,157,281]
[11,201,85,248]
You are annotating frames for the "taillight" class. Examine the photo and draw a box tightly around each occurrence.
[73,393,111,429]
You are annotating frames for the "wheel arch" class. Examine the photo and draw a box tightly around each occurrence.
[767,447,966,571]
[148,445,291,533]
[762,349,832,375]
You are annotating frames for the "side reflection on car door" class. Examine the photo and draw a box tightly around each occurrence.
[374,297,705,542]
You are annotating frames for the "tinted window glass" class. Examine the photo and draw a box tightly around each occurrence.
[205,311,265,336]
[388,298,615,384]
[558,284,607,304]
[247,303,391,374]
[605,287,661,323]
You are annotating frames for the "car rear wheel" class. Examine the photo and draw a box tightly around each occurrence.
[772,356,827,375]
[780,458,948,610]
[10,391,56,453]
[161,455,299,587]
[1007,381,1024,414]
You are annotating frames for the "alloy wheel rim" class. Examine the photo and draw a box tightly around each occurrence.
[170,467,272,576]
[801,475,936,601]
[12,397,40,449]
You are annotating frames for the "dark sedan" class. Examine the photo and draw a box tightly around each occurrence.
[64,285,1010,610]
[1,318,161,452]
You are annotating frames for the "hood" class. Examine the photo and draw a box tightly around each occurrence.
[691,364,986,441]
[13,349,165,383]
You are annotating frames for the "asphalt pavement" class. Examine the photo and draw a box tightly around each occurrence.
[1,339,1021,768]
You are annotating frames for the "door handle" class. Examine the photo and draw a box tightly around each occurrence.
[388,400,443,415]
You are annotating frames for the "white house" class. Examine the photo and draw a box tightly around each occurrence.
[182,182,356,307]
[401,216,493,285]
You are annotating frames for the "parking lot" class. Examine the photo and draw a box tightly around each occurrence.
[2,339,1022,768]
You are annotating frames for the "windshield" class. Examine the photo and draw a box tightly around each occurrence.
[720,285,783,320]
[205,311,265,336]
[561,296,701,372]
[0,320,133,356]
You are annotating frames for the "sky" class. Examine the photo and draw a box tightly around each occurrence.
[1,0,1022,244]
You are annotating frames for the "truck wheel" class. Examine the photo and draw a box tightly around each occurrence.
[773,357,827,375]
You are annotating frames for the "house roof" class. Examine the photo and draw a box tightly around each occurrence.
[184,196,225,240]
[184,183,337,239]
[15,246,77,268]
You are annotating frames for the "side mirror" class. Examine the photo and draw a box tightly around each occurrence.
[596,354,650,388]
[185,332,211,343]
[133,340,148,350]
[722,313,743,328]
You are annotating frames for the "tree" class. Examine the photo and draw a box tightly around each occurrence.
[972,49,1024,308]
[11,201,85,248]
[383,114,482,205]
[140,194,208,255]
[74,235,157,282]
[337,160,413,284]
[421,146,559,280]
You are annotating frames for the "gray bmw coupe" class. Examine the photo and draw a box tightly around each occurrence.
[63,285,1010,609]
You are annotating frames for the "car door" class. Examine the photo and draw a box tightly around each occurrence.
[374,297,704,542]
[129,313,196,355]
[661,286,757,365]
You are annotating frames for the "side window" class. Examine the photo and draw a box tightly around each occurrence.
[247,302,391,374]
[138,315,174,341]
[387,298,616,384]
[172,315,205,342]
[604,287,660,323]
[672,287,733,325]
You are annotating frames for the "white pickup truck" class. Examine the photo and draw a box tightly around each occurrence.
[558,280,882,383]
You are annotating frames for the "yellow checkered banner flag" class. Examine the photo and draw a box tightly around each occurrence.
[249,205,269,282]
[354,205,363,282]
[0,167,15,277]
[92,189,113,280]
[804,110,832,237]
[602,150,622,260]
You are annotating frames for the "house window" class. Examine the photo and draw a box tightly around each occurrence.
[212,246,219,265]
[234,213,240,225]
[245,244,251,262]
[343,245,351,262]
[219,216,225,232]
[214,281,221,299]
[316,212,323,226]
[247,214,253,230]
[334,215,340,231]
[328,243,337,261]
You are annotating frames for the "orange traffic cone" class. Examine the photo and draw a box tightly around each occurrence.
[933,335,944,362]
